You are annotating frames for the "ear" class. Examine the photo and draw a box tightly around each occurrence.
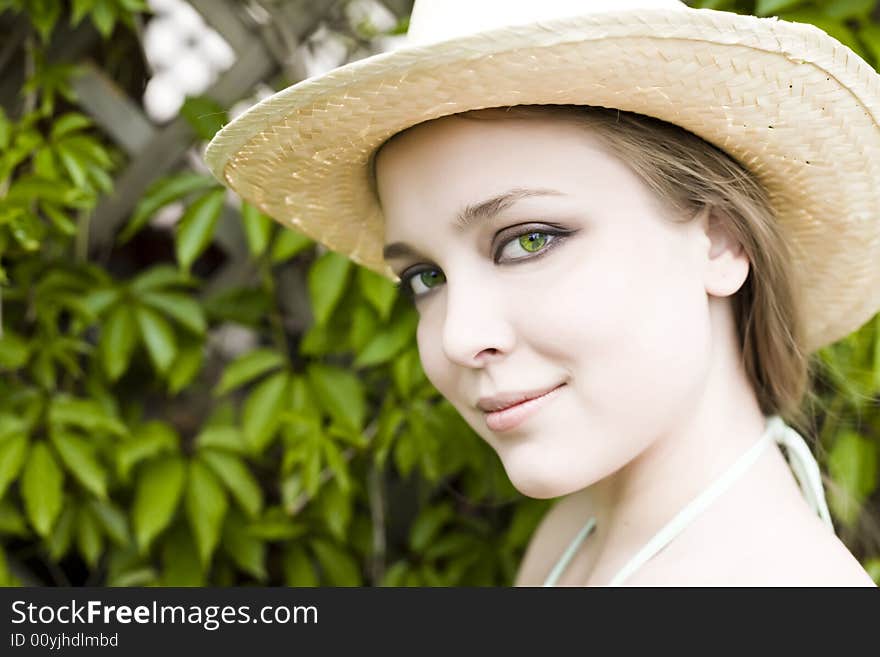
[701,209,750,298]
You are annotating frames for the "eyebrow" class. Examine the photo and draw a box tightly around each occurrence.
[382,187,567,261]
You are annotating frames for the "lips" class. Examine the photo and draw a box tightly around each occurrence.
[476,382,567,413]
[480,383,567,432]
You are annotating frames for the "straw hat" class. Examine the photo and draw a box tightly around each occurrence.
[205,0,880,352]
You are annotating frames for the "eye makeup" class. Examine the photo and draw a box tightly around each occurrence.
[394,222,576,301]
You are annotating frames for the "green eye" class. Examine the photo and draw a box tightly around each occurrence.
[418,270,445,289]
[397,226,568,302]
[397,268,446,299]
[519,232,547,253]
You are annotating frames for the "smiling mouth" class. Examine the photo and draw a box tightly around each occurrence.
[481,383,567,432]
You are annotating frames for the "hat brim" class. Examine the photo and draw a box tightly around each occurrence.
[205,7,880,352]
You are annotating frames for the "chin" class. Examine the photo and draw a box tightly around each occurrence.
[504,463,589,500]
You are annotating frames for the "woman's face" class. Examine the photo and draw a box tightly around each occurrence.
[375,113,721,499]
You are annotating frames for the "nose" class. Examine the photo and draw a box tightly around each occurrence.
[440,275,515,367]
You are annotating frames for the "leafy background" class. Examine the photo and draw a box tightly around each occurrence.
[0,0,878,587]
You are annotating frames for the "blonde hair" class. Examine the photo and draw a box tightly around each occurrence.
[447,104,815,431]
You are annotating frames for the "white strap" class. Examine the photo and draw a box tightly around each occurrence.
[606,415,834,586]
[764,416,834,529]
[542,517,596,587]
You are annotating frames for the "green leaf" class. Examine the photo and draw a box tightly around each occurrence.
[755,0,806,15]
[167,342,204,394]
[90,0,119,37]
[119,173,218,244]
[20,442,64,537]
[180,96,228,141]
[861,24,880,67]
[502,499,552,550]
[135,304,178,374]
[374,402,404,468]
[393,428,418,478]
[357,266,398,322]
[72,0,99,25]
[42,203,78,237]
[348,302,379,352]
[28,0,62,42]
[391,346,426,400]
[0,331,30,369]
[100,304,137,380]
[242,371,290,454]
[214,348,286,396]
[8,209,45,250]
[380,560,410,586]
[160,522,204,585]
[194,425,247,454]
[49,395,128,437]
[50,430,108,499]
[875,319,880,394]
[175,189,225,272]
[322,438,353,496]
[0,434,28,500]
[47,505,76,562]
[0,414,30,442]
[299,316,351,357]
[7,176,89,208]
[0,107,10,151]
[302,436,323,499]
[132,454,186,552]
[203,286,270,326]
[246,507,306,541]
[76,503,104,568]
[409,502,454,553]
[221,511,267,581]
[56,142,89,188]
[117,421,179,481]
[827,430,877,526]
[59,134,110,168]
[185,460,228,567]
[317,480,352,542]
[306,363,366,434]
[88,498,130,547]
[310,538,362,586]
[0,498,29,537]
[270,227,313,263]
[241,202,273,257]
[307,250,352,325]
[81,286,121,318]
[129,264,197,294]
[822,0,875,19]
[354,305,418,368]
[283,544,318,586]
[141,290,206,335]
[51,112,93,139]
[280,472,304,512]
[199,449,263,518]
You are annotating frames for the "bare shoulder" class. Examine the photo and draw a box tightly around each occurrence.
[514,487,597,586]
[719,513,877,587]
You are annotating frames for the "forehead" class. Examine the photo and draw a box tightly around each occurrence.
[374,113,644,236]
[376,111,594,172]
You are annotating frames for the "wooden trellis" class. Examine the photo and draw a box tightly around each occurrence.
[0,0,413,293]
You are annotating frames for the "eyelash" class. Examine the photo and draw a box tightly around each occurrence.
[395,225,571,301]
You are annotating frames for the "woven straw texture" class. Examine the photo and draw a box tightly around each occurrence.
[205,7,880,353]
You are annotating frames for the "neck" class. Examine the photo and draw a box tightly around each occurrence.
[583,308,776,582]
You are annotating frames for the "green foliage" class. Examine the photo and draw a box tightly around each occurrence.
[0,0,877,588]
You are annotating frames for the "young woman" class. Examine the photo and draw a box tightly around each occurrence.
[205,0,880,585]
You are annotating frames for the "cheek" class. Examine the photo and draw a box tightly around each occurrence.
[414,312,452,396]
[538,236,711,415]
